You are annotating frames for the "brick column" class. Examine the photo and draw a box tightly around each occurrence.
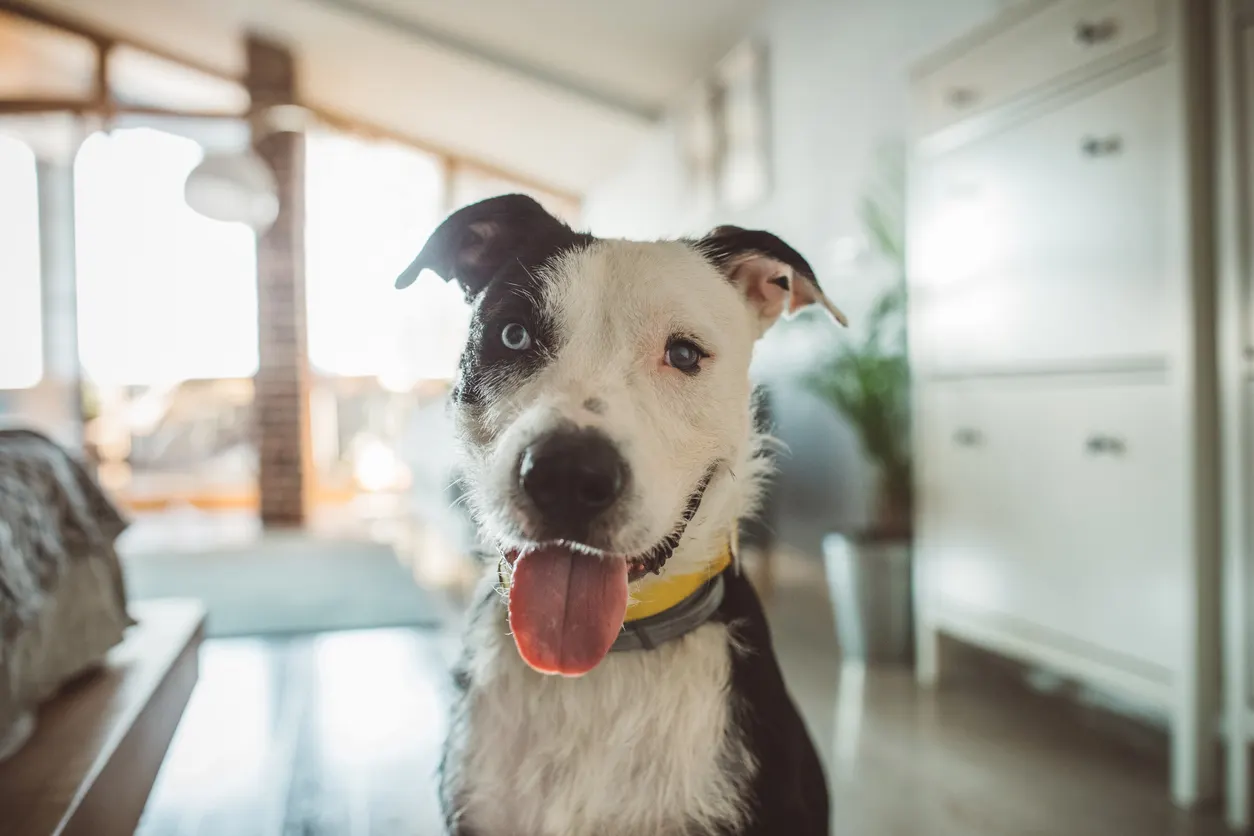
[247,35,310,527]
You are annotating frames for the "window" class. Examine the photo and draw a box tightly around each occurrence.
[305,130,468,385]
[0,133,43,389]
[75,127,258,386]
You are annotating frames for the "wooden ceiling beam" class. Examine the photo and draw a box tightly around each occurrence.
[0,0,582,203]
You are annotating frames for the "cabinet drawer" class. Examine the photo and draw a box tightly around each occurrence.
[915,0,1163,135]
[912,64,1179,373]
[916,381,1186,670]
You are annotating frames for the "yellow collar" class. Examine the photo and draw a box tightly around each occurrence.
[498,535,736,623]
[622,545,733,622]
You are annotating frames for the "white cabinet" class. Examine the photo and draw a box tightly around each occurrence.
[909,0,1218,810]
[918,381,1185,676]
[913,64,1180,371]
[1214,1,1254,828]
[914,0,1165,135]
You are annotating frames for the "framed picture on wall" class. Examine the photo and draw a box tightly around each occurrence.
[675,80,719,220]
[713,40,769,211]
[675,39,770,218]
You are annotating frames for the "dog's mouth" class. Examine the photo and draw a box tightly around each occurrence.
[502,465,717,678]
[504,545,662,581]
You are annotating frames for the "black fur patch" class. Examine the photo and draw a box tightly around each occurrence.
[691,225,826,304]
[453,269,566,407]
[397,195,594,406]
[713,570,830,835]
[396,194,591,298]
[695,226,817,282]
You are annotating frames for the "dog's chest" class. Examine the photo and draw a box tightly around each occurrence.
[452,615,752,836]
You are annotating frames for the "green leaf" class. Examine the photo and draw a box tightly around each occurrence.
[802,139,912,499]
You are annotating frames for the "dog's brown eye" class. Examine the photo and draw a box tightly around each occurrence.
[664,339,705,373]
[502,322,532,351]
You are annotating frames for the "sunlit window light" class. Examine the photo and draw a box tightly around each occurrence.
[74,127,259,386]
[305,130,470,384]
[0,133,43,390]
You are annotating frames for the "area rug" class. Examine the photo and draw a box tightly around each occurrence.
[121,537,450,637]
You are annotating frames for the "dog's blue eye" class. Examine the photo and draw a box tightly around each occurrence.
[665,339,705,373]
[502,322,532,351]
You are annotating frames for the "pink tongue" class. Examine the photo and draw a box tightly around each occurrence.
[508,546,628,677]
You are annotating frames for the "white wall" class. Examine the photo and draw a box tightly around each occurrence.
[583,0,1005,549]
[584,0,1005,297]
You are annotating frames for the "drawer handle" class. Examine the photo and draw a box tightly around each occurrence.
[1080,135,1123,157]
[953,428,984,447]
[1074,18,1119,46]
[945,87,979,109]
[1085,435,1126,455]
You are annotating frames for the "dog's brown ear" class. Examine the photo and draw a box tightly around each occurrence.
[396,194,578,298]
[698,225,847,332]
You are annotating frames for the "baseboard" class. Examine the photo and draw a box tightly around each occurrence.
[931,605,1174,709]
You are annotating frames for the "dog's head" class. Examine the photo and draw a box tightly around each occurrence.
[398,195,843,675]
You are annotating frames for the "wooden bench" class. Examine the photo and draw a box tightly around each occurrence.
[0,600,205,836]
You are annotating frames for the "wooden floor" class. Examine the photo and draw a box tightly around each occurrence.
[136,629,458,836]
[135,583,1231,836]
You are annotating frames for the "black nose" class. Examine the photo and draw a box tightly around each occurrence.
[518,429,628,533]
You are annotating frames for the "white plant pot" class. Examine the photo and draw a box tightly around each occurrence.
[822,532,913,664]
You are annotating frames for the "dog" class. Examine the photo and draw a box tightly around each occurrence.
[396,195,843,836]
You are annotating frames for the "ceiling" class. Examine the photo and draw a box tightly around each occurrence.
[18,0,766,195]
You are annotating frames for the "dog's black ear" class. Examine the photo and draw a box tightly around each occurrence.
[395,194,575,298]
[697,225,847,332]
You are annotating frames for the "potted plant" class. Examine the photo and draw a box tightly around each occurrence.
[803,144,913,664]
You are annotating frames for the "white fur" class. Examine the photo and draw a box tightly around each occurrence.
[450,573,754,836]
[446,239,793,835]
[455,239,769,586]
